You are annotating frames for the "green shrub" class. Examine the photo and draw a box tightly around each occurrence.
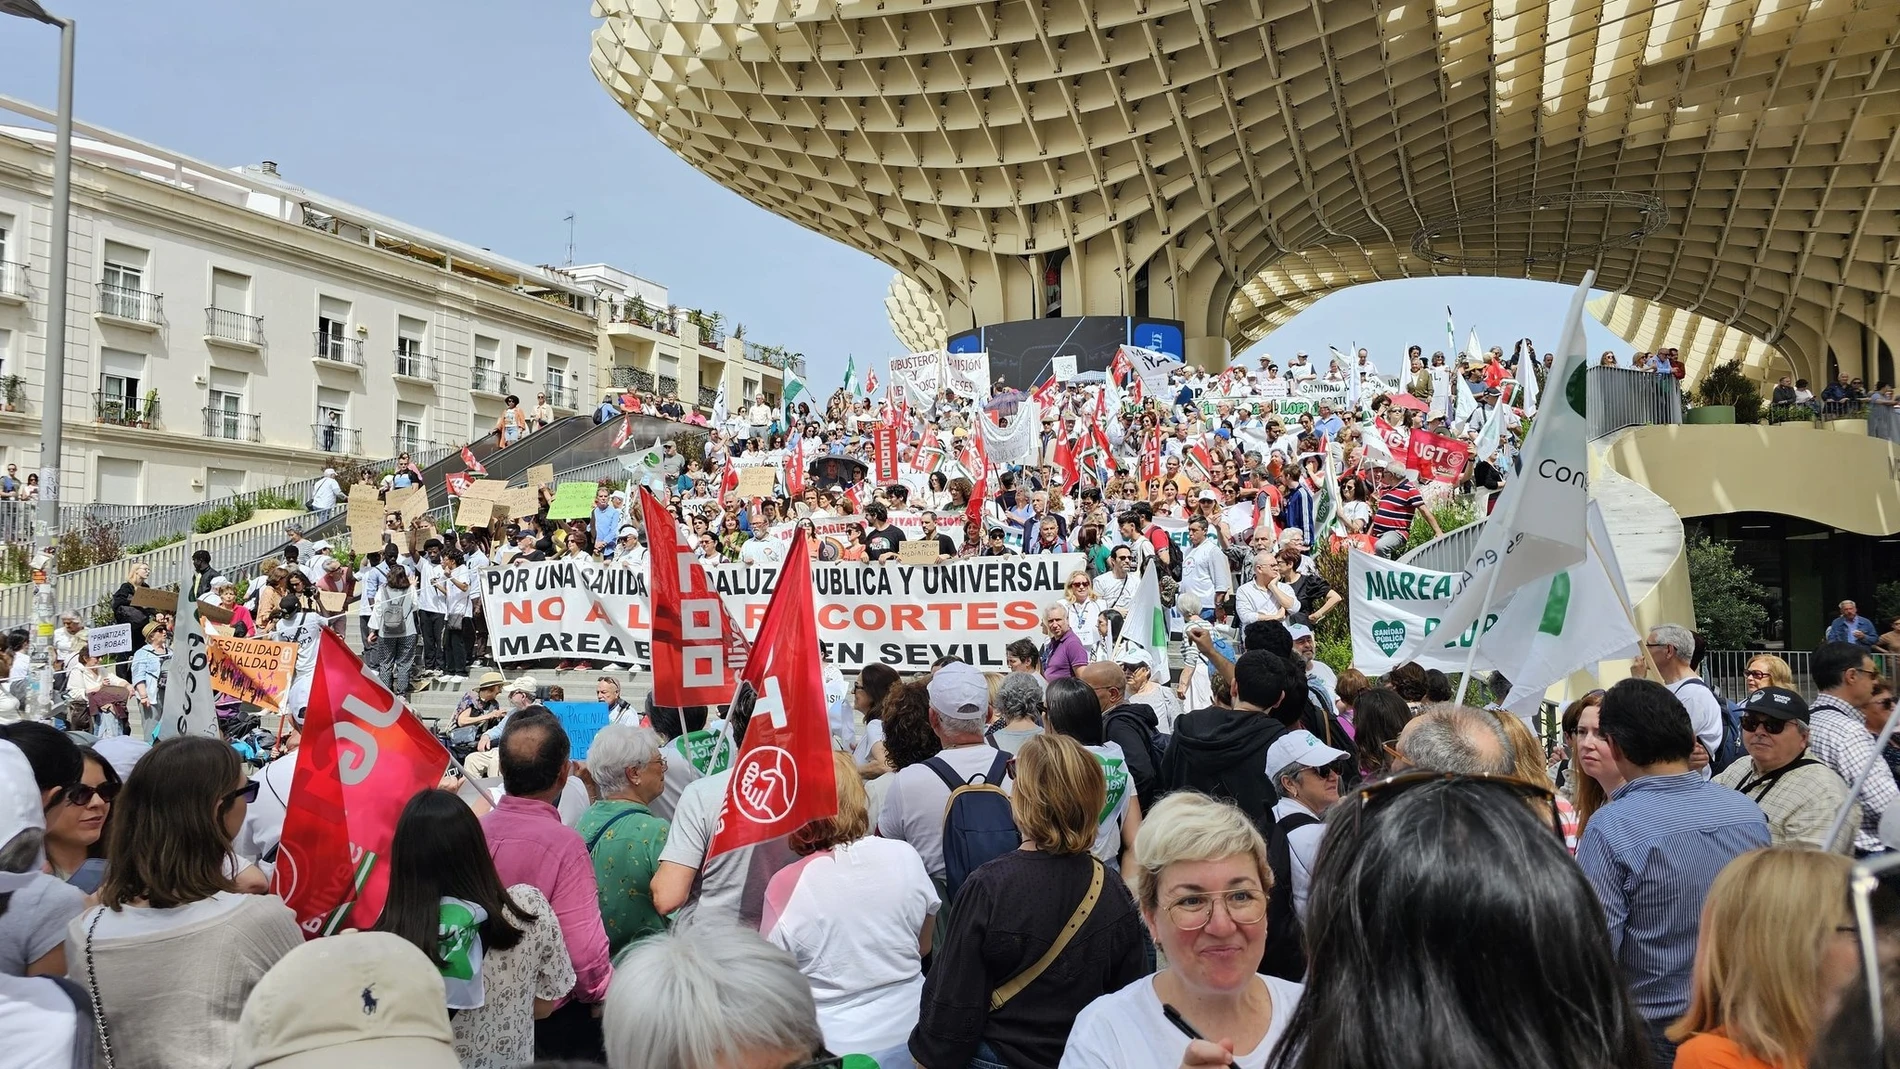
[1692,359,1765,425]
[126,532,187,554]
[193,498,256,534]
[1400,496,1481,559]
[1687,531,1771,649]
[251,489,304,512]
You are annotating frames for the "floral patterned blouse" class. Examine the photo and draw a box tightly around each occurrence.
[452,884,576,1069]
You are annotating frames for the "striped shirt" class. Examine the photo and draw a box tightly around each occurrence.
[1370,482,1424,536]
[1576,771,1769,1029]
[1803,693,1899,854]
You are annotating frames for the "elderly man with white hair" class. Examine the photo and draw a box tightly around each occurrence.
[1634,622,1724,773]
[604,925,830,1069]
[578,724,672,958]
[876,662,1013,883]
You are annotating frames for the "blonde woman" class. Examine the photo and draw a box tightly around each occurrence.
[1667,847,1856,1069]
[110,561,154,651]
[763,752,938,1069]
[1489,709,1580,853]
[1743,655,1794,694]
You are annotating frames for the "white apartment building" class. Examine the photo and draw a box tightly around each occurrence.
[0,98,788,506]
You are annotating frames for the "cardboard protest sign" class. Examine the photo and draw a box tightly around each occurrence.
[501,486,540,520]
[206,637,297,712]
[898,540,940,564]
[526,464,556,492]
[455,479,507,526]
[736,467,777,498]
[1051,354,1078,381]
[348,487,384,555]
[317,591,349,616]
[388,484,429,525]
[481,554,1084,673]
[87,624,132,657]
[943,350,991,399]
[131,586,178,613]
[545,482,598,521]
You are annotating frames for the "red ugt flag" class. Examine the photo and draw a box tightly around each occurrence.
[640,488,746,707]
[274,629,450,937]
[707,534,838,859]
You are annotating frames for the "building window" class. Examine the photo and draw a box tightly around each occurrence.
[206,368,249,441]
[396,315,428,379]
[515,344,533,381]
[97,348,143,424]
[101,241,150,320]
[210,268,250,314]
[473,334,501,392]
[545,355,570,408]
[395,401,425,454]
[316,296,351,361]
[0,214,11,264]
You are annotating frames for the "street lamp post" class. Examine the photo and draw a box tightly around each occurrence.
[4,0,75,721]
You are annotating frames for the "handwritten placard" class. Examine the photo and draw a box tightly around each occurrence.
[207,637,295,713]
[546,701,613,760]
[388,483,430,525]
[898,540,940,564]
[502,486,540,520]
[737,467,776,498]
[456,479,507,526]
[526,464,556,491]
[546,482,599,521]
[348,486,384,555]
[130,586,178,613]
[317,590,349,616]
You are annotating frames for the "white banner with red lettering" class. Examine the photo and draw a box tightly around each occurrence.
[482,553,1080,672]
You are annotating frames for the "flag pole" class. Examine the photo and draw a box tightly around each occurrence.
[1582,519,1662,682]
[1450,560,1503,707]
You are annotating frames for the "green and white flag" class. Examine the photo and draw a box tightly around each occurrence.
[1445,305,1456,358]
[1311,446,1341,538]
[841,355,859,397]
[1484,501,1640,718]
[1122,559,1171,684]
[782,372,807,414]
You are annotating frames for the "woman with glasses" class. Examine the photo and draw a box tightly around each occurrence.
[764,752,939,1069]
[1266,775,1649,1069]
[0,723,89,978]
[1063,791,1298,1069]
[43,746,119,882]
[579,724,674,958]
[912,734,1146,1069]
[1667,847,1855,1069]
[1744,654,1795,693]
[379,789,575,1069]
[68,736,301,1069]
[1118,640,1185,737]
[1062,570,1103,641]
[496,394,526,448]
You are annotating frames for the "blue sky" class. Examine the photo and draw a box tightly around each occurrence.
[1,1,1630,391]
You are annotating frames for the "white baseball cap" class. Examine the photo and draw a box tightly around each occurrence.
[234,931,458,1069]
[0,740,45,893]
[1266,729,1352,783]
[927,661,990,724]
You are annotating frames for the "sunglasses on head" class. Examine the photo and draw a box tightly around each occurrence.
[1348,771,1564,842]
[1739,713,1793,734]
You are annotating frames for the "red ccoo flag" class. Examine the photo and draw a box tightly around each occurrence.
[640,488,748,707]
[274,629,451,937]
[1054,436,1081,493]
[460,444,487,476]
[707,534,838,859]
[611,416,634,450]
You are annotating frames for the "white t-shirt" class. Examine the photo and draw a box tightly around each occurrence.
[877,744,1013,880]
[739,537,783,567]
[1179,538,1229,604]
[235,749,300,877]
[1668,676,1726,777]
[1234,580,1294,628]
[762,837,940,1053]
[1092,572,1137,616]
[0,973,77,1069]
[1085,743,1132,870]
[658,770,796,928]
[82,891,253,941]
[1060,974,1304,1069]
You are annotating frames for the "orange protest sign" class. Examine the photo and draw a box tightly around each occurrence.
[207,637,297,713]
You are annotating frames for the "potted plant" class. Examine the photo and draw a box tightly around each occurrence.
[1688,359,1759,425]
[140,388,160,428]
[0,374,22,412]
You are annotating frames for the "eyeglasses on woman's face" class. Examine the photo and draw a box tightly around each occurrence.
[1743,669,1771,681]
[222,781,261,807]
[1163,887,1267,931]
[58,780,118,808]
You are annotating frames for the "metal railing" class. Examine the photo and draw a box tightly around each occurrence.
[1702,650,1900,703]
[313,332,364,367]
[203,406,262,443]
[97,282,163,326]
[393,435,447,459]
[470,365,508,393]
[92,390,147,427]
[0,509,340,629]
[611,367,655,393]
[1586,365,1682,440]
[544,382,574,409]
[394,350,436,382]
[204,307,264,346]
[1398,514,1488,573]
[1871,403,1900,445]
[0,260,26,300]
[698,385,718,409]
[312,423,361,455]
[658,375,678,398]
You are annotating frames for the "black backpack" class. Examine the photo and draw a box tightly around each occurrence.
[1678,677,1746,774]
[1259,809,1320,981]
[926,752,1020,902]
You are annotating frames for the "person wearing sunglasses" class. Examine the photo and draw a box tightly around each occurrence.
[1859,677,1900,784]
[1065,791,1301,1069]
[1259,730,1351,981]
[0,723,89,980]
[42,747,119,884]
[1575,679,1771,1067]
[1711,687,1857,853]
[71,736,302,1069]
[1802,641,1900,856]
[1741,653,1794,694]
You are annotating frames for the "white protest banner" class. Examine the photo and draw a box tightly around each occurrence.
[1120,344,1181,395]
[1347,551,1511,675]
[87,624,132,658]
[482,555,1083,673]
[890,349,945,394]
[158,601,218,740]
[1051,354,1078,382]
[944,350,991,399]
[890,510,965,550]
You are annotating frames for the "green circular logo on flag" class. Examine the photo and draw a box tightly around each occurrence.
[1566,361,1589,417]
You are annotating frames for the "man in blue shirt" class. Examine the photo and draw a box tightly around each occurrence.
[1827,599,1879,646]
[1311,402,1344,441]
[1577,678,1770,1067]
[590,488,623,553]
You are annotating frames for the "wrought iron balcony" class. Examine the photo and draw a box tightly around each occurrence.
[92,391,145,427]
[0,261,27,302]
[313,332,364,367]
[203,406,261,443]
[312,423,361,454]
[394,350,437,382]
[471,365,508,393]
[392,433,443,458]
[205,307,264,347]
[543,383,575,409]
[698,386,718,409]
[658,376,678,399]
[97,282,163,327]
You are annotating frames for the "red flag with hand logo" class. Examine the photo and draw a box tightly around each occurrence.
[707,534,838,859]
[273,629,451,937]
[459,444,487,476]
[640,488,747,707]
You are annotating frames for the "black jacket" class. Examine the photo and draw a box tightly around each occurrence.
[1101,701,1161,813]
[1158,706,1286,825]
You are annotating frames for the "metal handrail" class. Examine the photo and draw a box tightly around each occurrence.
[1586,365,1682,440]
[203,406,262,443]
[97,282,163,325]
[0,260,27,299]
[544,383,575,409]
[204,307,264,346]
[470,366,508,393]
[91,390,144,427]
[394,350,437,382]
[313,332,364,367]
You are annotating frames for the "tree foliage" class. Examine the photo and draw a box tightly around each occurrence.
[1686,532,1770,649]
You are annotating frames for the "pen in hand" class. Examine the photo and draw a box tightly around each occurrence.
[1160,1003,1242,1069]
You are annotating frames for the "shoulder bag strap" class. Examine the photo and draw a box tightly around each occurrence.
[82,908,116,1069]
[585,806,645,851]
[924,756,966,793]
[1737,757,1823,804]
[989,858,1103,1012]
